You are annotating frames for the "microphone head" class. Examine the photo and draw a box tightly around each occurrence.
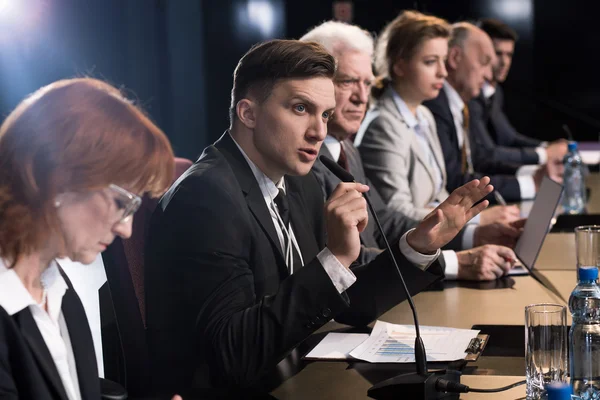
[319,155,355,183]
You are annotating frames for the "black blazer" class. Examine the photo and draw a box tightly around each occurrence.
[484,85,541,148]
[0,271,100,400]
[144,133,443,394]
[423,88,523,202]
[469,87,540,169]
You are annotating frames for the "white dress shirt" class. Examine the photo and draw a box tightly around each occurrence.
[482,82,547,164]
[445,82,536,199]
[0,259,82,400]
[231,134,440,292]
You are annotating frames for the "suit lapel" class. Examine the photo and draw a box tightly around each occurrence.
[427,89,460,152]
[342,139,362,179]
[421,110,448,186]
[61,289,99,400]
[216,132,288,276]
[15,309,69,400]
[319,142,334,164]
[381,90,438,189]
[426,88,455,127]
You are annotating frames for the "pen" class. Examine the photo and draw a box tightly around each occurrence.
[494,191,507,206]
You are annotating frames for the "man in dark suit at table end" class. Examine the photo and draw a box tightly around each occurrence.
[144,39,494,397]
[468,18,567,169]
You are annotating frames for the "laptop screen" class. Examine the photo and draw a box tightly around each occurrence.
[514,176,564,270]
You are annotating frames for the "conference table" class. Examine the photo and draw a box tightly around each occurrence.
[270,173,599,399]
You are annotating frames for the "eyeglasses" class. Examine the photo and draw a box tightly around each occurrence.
[107,184,142,224]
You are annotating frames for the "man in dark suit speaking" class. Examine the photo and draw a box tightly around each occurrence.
[145,39,493,396]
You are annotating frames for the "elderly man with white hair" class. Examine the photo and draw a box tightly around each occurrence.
[304,20,520,281]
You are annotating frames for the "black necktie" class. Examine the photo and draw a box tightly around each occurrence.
[273,189,302,272]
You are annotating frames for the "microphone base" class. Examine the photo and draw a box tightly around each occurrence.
[367,369,461,400]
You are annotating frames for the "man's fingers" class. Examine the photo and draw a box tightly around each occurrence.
[356,209,369,232]
[489,252,513,274]
[507,205,520,217]
[510,218,527,229]
[497,223,521,238]
[341,208,369,231]
[465,200,490,221]
[329,182,369,201]
[327,189,366,211]
[447,179,479,205]
[489,264,505,279]
[330,196,367,219]
[460,181,493,209]
[446,178,491,210]
[495,246,517,263]
[478,176,491,189]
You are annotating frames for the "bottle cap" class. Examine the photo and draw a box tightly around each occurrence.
[545,382,572,400]
[578,266,598,281]
[568,141,578,152]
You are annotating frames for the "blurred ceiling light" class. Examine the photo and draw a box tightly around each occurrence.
[247,1,275,38]
[492,0,533,21]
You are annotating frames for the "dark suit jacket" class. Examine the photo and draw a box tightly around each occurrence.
[484,85,541,148]
[145,132,443,394]
[312,140,463,257]
[0,271,100,400]
[423,88,523,202]
[469,86,540,169]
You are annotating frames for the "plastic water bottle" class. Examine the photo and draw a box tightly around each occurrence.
[546,382,573,400]
[569,267,600,399]
[562,141,586,214]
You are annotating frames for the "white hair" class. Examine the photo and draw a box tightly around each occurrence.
[300,21,374,59]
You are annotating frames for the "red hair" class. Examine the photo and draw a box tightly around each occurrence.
[0,78,174,266]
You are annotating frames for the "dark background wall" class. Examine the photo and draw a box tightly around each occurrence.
[0,0,598,160]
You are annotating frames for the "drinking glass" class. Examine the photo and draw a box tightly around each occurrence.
[575,225,600,271]
[525,303,568,399]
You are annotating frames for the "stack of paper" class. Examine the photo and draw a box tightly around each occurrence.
[305,320,480,363]
[350,321,480,363]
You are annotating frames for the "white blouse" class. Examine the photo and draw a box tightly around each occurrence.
[0,259,82,400]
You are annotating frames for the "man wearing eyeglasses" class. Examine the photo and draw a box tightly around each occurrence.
[144,39,493,397]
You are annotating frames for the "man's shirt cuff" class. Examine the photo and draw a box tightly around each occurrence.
[318,248,357,293]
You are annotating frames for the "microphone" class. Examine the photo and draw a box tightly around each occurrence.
[319,155,461,399]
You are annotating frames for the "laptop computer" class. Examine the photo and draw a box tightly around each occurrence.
[508,176,564,276]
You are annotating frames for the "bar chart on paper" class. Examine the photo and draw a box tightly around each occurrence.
[350,320,480,363]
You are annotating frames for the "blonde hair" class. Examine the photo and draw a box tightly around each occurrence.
[373,10,451,97]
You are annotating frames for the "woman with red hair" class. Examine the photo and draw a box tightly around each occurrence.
[0,78,175,399]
